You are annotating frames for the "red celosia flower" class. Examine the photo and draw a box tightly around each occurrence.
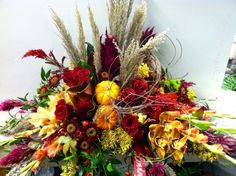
[121,114,140,137]
[22,49,48,59]
[140,27,156,46]
[76,99,93,118]
[0,144,32,166]
[48,74,61,88]
[100,31,120,77]
[54,99,73,120]
[0,99,24,111]
[63,66,91,87]
[132,78,148,95]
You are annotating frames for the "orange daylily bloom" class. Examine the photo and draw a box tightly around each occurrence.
[34,149,47,161]
[45,140,62,158]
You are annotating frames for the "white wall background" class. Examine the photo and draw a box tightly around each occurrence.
[0,0,236,101]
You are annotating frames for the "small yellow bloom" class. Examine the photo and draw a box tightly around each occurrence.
[137,63,150,78]
[187,88,196,100]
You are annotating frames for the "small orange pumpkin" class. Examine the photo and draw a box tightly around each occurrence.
[95,105,118,130]
[95,80,120,105]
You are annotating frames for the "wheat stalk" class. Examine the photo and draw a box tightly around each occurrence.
[76,6,87,62]
[126,1,147,47]
[51,9,80,66]
[140,31,166,54]
[88,5,101,74]
[107,0,130,48]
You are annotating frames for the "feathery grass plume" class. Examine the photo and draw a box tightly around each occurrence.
[120,40,143,87]
[51,9,80,66]
[76,6,87,62]
[107,0,130,48]
[88,5,101,74]
[126,1,147,47]
[140,31,167,54]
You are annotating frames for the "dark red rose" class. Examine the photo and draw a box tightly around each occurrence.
[55,99,73,120]
[76,99,93,118]
[134,142,153,157]
[143,96,162,120]
[132,78,148,94]
[73,67,91,86]
[121,88,136,105]
[121,114,139,137]
[63,66,91,87]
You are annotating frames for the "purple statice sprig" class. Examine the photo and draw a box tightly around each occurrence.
[205,132,236,156]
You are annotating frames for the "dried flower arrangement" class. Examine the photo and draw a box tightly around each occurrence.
[0,1,236,176]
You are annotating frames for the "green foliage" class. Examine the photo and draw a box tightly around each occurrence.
[222,74,236,91]
[40,67,51,83]
[78,149,122,176]
[172,162,203,176]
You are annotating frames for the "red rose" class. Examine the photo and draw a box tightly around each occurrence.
[63,66,91,87]
[143,96,162,119]
[76,99,93,118]
[134,142,153,157]
[121,88,136,105]
[54,99,73,120]
[132,78,148,94]
[73,67,91,86]
[121,114,139,137]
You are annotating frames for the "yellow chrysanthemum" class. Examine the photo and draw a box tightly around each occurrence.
[137,63,150,78]
[187,88,196,100]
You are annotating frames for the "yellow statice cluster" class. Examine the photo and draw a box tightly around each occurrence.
[192,143,217,162]
[60,159,77,176]
[101,127,133,155]
[137,63,150,78]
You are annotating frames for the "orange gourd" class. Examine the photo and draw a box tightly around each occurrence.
[95,105,118,130]
[95,81,120,105]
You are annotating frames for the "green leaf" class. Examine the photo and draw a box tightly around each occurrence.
[63,142,70,156]
[58,136,72,144]
[45,70,51,79]
[106,163,114,172]
[107,159,122,165]
[86,42,94,56]
[41,67,46,81]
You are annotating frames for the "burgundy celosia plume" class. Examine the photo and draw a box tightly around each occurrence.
[100,31,120,77]
[0,144,32,166]
[22,49,48,59]
[140,27,156,46]
[0,99,24,111]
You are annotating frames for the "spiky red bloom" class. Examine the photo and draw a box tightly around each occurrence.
[140,27,156,46]
[100,31,120,77]
[0,144,32,166]
[0,99,24,111]
[22,49,48,59]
